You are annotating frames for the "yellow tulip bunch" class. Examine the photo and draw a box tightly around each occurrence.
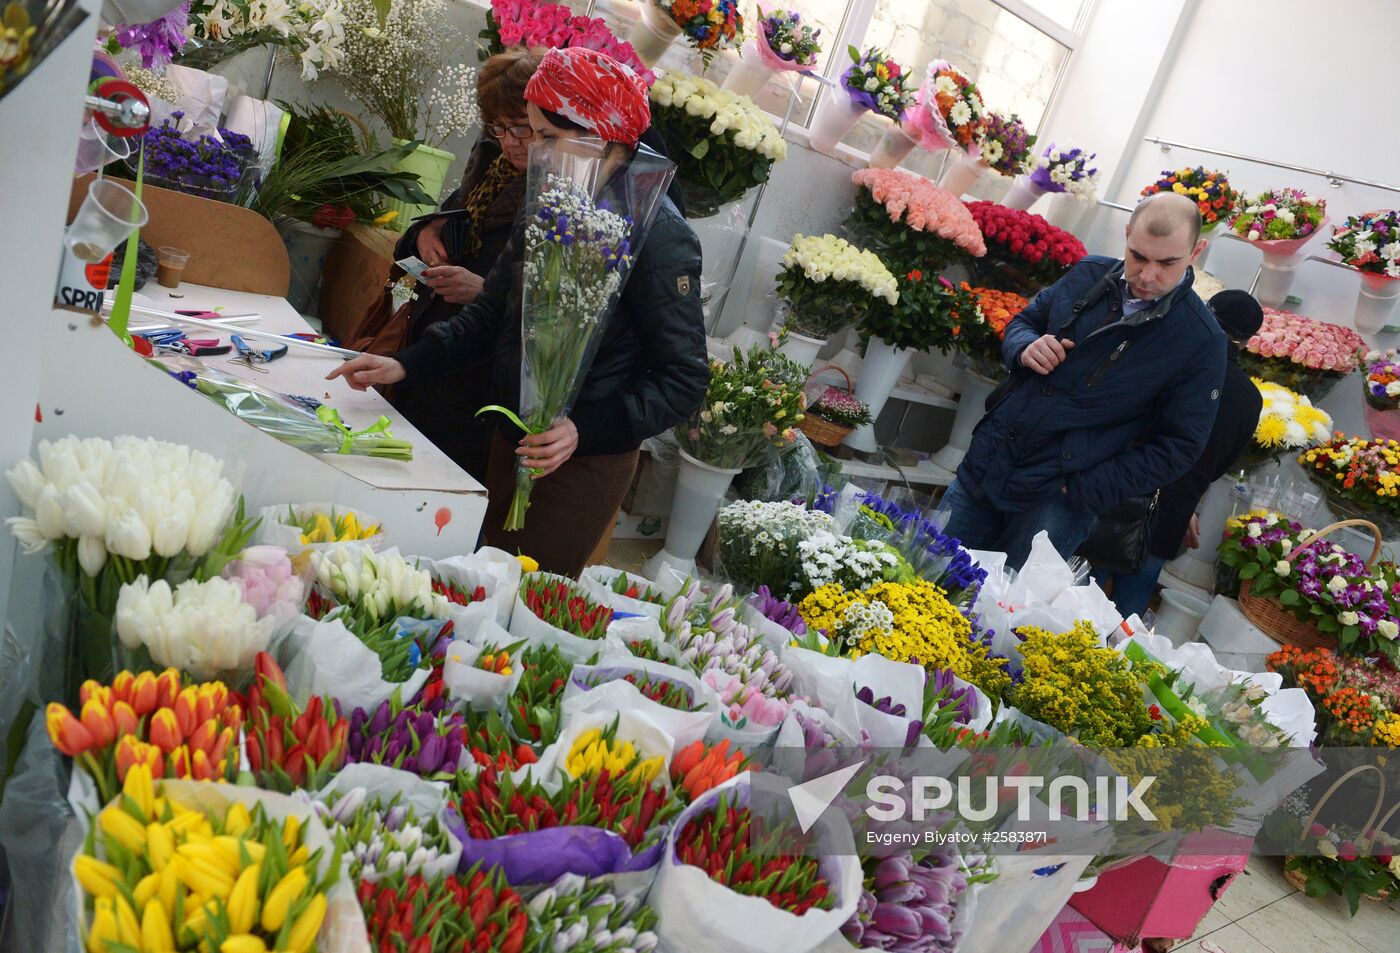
[564,726,664,787]
[77,765,334,953]
[288,508,381,546]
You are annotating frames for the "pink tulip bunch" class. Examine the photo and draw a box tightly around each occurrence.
[703,670,789,729]
[1246,308,1365,373]
[851,168,986,256]
[222,545,306,622]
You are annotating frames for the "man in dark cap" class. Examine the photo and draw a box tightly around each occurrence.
[1096,289,1266,616]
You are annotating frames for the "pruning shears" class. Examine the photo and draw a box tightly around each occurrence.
[229,334,288,373]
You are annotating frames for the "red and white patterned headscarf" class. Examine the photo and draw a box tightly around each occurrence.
[524,47,651,147]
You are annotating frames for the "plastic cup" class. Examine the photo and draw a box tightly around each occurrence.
[156,246,191,288]
[67,179,148,263]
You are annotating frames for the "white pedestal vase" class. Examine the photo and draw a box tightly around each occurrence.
[1354,272,1400,334]
[1042,193,1089,234]
[1161,474,1239,590]
[644,450,741,579]
[867,123,919,170]
[1255,251,1304,308]
[929,365,999,472]
[778,331,826,368]
[807,92,866,155]
[843,337,912,453]
[1193,229,1220,271]
[627,3,683,68]
[939,151,988,198]
[1154,589,1211,648]
[1000,176,1048,212]
[721,38,776,98]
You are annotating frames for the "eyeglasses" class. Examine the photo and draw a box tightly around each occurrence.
[486,122,534,141]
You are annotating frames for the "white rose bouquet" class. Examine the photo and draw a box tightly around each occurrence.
[775,233,898,339]
[648,73,786,218]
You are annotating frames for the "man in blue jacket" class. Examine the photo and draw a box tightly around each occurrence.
[940,192,1227,568]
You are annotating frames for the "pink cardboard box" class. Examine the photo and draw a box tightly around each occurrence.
[1030,905,1135,953]
[1068,830,1252,944]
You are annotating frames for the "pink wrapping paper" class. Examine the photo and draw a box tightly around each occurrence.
[1239,215,1331,257]
[747,35,815,73]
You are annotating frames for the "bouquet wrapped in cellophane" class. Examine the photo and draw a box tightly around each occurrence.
[489,136,675,531]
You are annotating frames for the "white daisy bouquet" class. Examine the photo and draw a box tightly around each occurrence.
[776,233,899,339]
[1028,142,1099,201]
[648,73,787,217]
[484,138,676,530]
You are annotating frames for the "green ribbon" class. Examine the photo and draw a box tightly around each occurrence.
[317,405,396,454]
[108,147,144,348]
[475,404,540,435]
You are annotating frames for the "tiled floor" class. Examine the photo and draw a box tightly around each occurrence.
[597,542,1400,953]
[1167,856,1400,952]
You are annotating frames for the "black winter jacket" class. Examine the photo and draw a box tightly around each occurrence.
[1148,348,1262,559]
[393,196,709,457]
[959,256,1227,517]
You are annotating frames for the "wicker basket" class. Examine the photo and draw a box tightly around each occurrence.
[1237,519,1382,651]
[797,365,858,448]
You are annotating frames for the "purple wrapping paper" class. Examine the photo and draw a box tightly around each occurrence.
[444,809,665,884]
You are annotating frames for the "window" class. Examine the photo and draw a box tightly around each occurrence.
[574,0,1087,163]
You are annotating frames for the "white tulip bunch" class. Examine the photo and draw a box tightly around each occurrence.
[311,545,450,623]
[5,435,238,576]
[649,74,788,161]
[782,233,899,305]
[116,575,273,678]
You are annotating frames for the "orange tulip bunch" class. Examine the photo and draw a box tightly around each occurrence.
[669,739,751,803]
[46,669,242,804]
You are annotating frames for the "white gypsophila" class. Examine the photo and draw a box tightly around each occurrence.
[649,74,787,161]
[522,174,631,327]
[337,0,474,145]
[116,576,272,678]
[427,61,482,142]
[4,435,237,574]
[782,233,899,305]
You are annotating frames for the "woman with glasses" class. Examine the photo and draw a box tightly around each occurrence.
[332,47,708,577]
[383,46,544,481]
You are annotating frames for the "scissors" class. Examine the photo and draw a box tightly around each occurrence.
[229,334,287,373]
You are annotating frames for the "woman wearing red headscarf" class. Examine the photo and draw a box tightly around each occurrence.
[330,48,708,577]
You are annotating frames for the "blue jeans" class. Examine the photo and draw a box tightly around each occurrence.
[1092,555,1169,619]
[937,478,1097,571]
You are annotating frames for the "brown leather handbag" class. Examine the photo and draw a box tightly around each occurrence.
[345,270,414,401]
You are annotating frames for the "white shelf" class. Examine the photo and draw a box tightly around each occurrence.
[889,379,959,411]
[839,456,956,487]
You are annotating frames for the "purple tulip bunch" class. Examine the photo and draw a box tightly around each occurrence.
[856,685,925,748]
[750,585,806,636]
[346,692,467,778]
[927,669,979,726]
[842,849,971,953]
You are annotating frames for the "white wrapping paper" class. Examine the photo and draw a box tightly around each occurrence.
[561,657,720,752]
[285,615,430,712]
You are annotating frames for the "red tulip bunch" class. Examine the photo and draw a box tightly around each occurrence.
[965,200,1087,285]
[453,762,678,851]
[616,673,699,711]
[245,652,350,792]
[521,576,613,639]
[434,578,488,606]
[46,668,241,803]
[507,643,577,748]
[357,867,528,953]
[674,792,832,915]
[461,709,539,772]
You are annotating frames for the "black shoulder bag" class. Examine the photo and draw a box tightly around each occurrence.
[1075,489,1160,574]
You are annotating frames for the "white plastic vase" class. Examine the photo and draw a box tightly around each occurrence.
[1042,193,1090,235]
[1001,175,1047,211]
[929,367,999,472]
[1154,589,1211,648]
[627,3,683,68]
[778,331,826,368]
[644,450,741,579]
[843,337,911,453]
[939,151,988,198]
[1354,272,1400,334]
[866,123,919,170]
[807,92,866,155]
[1255,250,1303,308]
[1193,229,1219,271]
[721,38,776,98]
[693,199,752,337]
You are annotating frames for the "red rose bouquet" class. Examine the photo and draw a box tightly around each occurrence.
[964,200,1086,289]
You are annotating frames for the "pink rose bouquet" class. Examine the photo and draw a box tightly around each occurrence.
[1238,307,1365,400]
[480,0,654,83]
[846,167,986,271]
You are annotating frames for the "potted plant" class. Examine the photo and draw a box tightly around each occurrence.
[773,233,899,367]
[1227,188,1329,306]
[1327,210,1400,332]
[845,167,986,273]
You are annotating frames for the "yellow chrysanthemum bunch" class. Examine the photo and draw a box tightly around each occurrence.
[797,580,1010,696]
[1373,711,1400,749]
[1010,621,1164,746]
[1251,378,1332,451]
